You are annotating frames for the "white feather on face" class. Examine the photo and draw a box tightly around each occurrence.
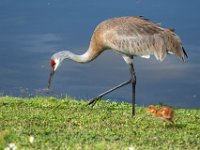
[51,51,68,71]
[53,58,61,71]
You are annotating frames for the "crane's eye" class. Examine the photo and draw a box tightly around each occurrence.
[50,59,56,69]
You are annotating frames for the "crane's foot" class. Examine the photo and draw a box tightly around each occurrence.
[87,96,102,107]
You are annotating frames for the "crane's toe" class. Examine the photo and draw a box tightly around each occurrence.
[87,96,102,107]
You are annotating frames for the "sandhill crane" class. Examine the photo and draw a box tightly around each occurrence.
[48,16,187,116]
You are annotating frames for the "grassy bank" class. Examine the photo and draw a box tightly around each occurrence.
[0,96,200,149]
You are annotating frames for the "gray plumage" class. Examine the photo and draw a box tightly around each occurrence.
[92,16,187,62]
[51,16,187,65]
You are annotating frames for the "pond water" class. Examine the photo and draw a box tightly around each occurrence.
[0,0,200,108]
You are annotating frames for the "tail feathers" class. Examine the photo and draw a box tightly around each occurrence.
[182,46,188,61]
[168,46,188,62]
[167,30,188,62]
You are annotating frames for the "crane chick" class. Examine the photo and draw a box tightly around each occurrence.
[147,105,175,129]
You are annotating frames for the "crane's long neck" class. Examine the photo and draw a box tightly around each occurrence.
[56,47,101,64]
[65,50,91,63]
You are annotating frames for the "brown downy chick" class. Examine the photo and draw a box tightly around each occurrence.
[147,105,175,129]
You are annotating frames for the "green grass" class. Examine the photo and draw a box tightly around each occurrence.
[0,96,200,149]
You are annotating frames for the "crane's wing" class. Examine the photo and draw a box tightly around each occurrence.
[98,16,187,61]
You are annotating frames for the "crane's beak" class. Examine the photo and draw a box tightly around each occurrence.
[48,68,55,89]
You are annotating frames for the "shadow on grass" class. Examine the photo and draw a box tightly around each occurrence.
[174,123,187,129]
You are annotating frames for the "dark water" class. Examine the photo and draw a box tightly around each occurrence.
[0,0,199,108]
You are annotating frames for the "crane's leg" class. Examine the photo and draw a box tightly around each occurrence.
[87,80,131,106]
[88,63,136,116]
[129,63,136,116]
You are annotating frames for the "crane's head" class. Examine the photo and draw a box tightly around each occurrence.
[50,58,62,72]
[48,57,62,89]
[47,51,71,89]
